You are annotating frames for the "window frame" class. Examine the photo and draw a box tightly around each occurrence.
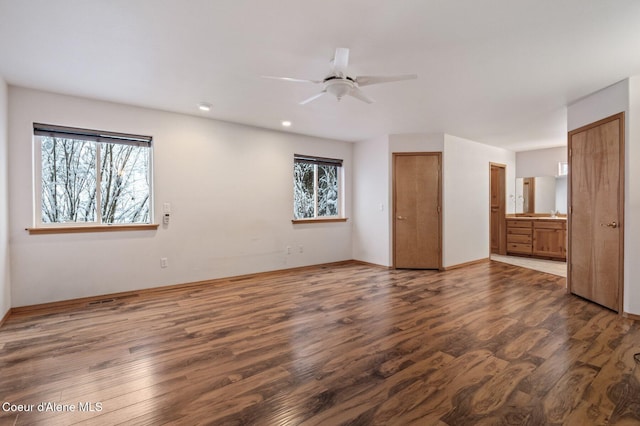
[31,123,156,232]
[292,154,346,223]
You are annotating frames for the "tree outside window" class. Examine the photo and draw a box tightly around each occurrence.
[293,154,341,219]
[34,124,152,226]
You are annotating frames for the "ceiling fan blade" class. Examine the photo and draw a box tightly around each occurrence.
[299,91,326,105]
[355,74,418,87]
[262,76,321,84]
[332,48,350,75]
[348,87,374,104]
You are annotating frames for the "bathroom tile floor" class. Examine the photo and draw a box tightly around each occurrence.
[490,254,567,277]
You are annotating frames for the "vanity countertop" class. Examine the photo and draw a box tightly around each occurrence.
[507,216,566,220]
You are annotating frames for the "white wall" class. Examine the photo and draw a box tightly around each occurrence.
[0,77,10,319]
[568,80,629,130]
[388,133,445,153]
[567,78,638,315]
[626,76,640,315]
[442,134,516,267]
[352,135,391,266]
[516,146,567,178]
[8,87,353,307]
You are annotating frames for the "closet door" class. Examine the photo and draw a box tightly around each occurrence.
[393,152,442,269]
[568,113,624,312]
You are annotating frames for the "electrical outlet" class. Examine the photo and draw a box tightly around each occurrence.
[286,246,291,255]
[160,257,168,268]
[298,245,303,253]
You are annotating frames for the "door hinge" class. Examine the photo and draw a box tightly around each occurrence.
[437,206,441,213]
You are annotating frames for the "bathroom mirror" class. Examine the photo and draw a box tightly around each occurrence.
[514,176,567,214]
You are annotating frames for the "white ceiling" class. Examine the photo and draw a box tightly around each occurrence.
[1,1,640,151]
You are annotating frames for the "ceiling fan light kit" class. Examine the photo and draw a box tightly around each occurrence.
[325,78,353,100]
[264,48,417,105]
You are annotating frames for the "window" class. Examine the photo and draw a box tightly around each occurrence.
[558,161,568,177]
[33,123,153,227]
[293,154,342,220]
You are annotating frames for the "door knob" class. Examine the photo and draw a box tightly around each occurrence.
[397,216,406,220]
[600,221,618,228]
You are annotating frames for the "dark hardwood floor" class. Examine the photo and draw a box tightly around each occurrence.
[1,260,639,425]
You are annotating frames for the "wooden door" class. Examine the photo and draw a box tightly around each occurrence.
[568,113,624,312]
[393,153,441,269]
[490,163,506,255]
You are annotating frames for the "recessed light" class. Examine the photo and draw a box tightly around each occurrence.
[198,102,211,112]
[281,120,292,127]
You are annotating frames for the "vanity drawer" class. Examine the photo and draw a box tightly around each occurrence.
[533,220,566,230]
[507,243,532,254]
[507,234,531,244]
[507,227,532,235]
[506,220,532,228]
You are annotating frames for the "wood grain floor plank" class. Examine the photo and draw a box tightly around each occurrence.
[1,260,638,424]
[543,364,599,423]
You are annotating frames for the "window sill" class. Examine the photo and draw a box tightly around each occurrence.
[26,224,159,235]
[291,218,349,224]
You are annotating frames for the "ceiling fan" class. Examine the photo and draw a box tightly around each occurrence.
[264,48,417,105]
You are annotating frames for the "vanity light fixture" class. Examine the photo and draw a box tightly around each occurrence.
[198,102,212,112]
[281,120,292,127]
